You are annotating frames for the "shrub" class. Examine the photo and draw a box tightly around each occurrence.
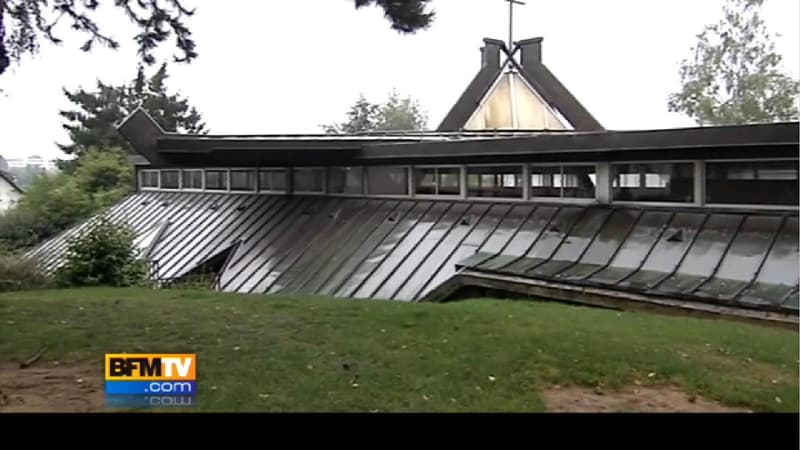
[55,217,149,287]
[0,148,134,252]
[0,253,52,291]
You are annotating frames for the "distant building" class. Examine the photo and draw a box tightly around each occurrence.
[6,158,27,170]
[0,170,23,212]
[6,155,59,174]
[0,156,8,172]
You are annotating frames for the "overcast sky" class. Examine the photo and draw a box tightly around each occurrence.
[0,0,797,160]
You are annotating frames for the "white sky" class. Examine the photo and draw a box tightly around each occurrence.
[0,0,797,160]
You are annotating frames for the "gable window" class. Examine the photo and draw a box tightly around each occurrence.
[367,166,409,196]
[706,160,798,206]
[160,170,180,189]
[293,168,325,193]
[413,167,461,196]
[612,162,694,203]
[328,167,364,194]
[467,166,523,198]
[205,170,228,191]
[140,170,159,189]
[530,164,595,198]
[182,169,203,189]
[230,170,256,191]
[258,169,287,192]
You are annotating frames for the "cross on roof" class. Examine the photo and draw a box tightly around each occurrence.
[505,0,526,51]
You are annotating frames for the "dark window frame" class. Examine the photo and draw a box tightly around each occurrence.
[182,169,204,190]
[160,170,180,190]
[611,161,695,204]
[230,169,257,192]
[205,169,229,191]
[466,165,524,199]
[292,167,326,194]
[258,168,288,193]
[366,166,410,196]
[327,167,365,195]
[413,166,462,197]
[140,170,160,189]
[530,164,596,199]
[705,159,799,207]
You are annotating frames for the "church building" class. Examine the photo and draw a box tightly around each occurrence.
[29,35,800,326]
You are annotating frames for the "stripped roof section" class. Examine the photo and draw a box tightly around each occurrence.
[26,191,799,323]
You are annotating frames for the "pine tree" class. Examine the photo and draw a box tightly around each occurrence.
[1,0,434,79]
[378,88,428,131]
[59,63,207,157]
[1,0,196,78]
[323,90,428,133]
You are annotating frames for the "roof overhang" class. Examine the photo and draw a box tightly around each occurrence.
[117,108,798,167]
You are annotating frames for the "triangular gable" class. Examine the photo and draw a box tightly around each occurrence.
[464,67,570,130]
[438,37,603,132]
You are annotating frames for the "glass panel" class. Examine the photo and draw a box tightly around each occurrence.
[645,173,668,188]
[367,166,408,195]
[655,214,742,295]
[230,170,256,191]
[556,209,641,280]
[530,166,560,197]
[464,73,512,130]
[710,215,781,282]
[438,168,461,196]
[614,174,640,188]
[205,170,228,190]
[141,171,159,188]
[513,73,569,130]
[467,166,523,198]
[562,165,596,198]
[754,217,799,286]
[182,170,203,189]
[160,170,179,189]
[327,167,364,194]
[258,169,286,191]
[706,161,798,206]
[413,168,437,195]
[612,162,694,202]
[293,168,325,193]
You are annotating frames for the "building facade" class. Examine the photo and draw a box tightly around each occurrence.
[27,37,800,326]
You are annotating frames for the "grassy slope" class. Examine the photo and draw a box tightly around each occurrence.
[0,288,797,412]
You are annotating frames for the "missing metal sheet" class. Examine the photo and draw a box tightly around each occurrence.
[667,229,684,243]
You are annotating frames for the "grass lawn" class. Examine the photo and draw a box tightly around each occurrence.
[0,287,797,412]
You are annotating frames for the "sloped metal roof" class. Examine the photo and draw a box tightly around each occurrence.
[27,192,798,322]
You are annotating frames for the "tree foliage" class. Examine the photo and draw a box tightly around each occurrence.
[323,89,428,133]
[54,216,148,287]
[0,148,133,251]
[354,0,434,33]
[0,0,196,77]
[668,0,799,125]
[60,62,206,157]
[1,1,435,78]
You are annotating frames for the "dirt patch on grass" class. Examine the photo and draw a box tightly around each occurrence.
[0,361,104,412]
[543,385,750,413]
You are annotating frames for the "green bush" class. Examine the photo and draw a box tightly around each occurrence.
[55,217,149,287]
[0,253,52,291]
[0,148,134,252]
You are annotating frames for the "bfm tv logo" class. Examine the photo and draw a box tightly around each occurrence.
[105,354,196,396]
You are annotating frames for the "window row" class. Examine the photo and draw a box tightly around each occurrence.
[139,160,799,207]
